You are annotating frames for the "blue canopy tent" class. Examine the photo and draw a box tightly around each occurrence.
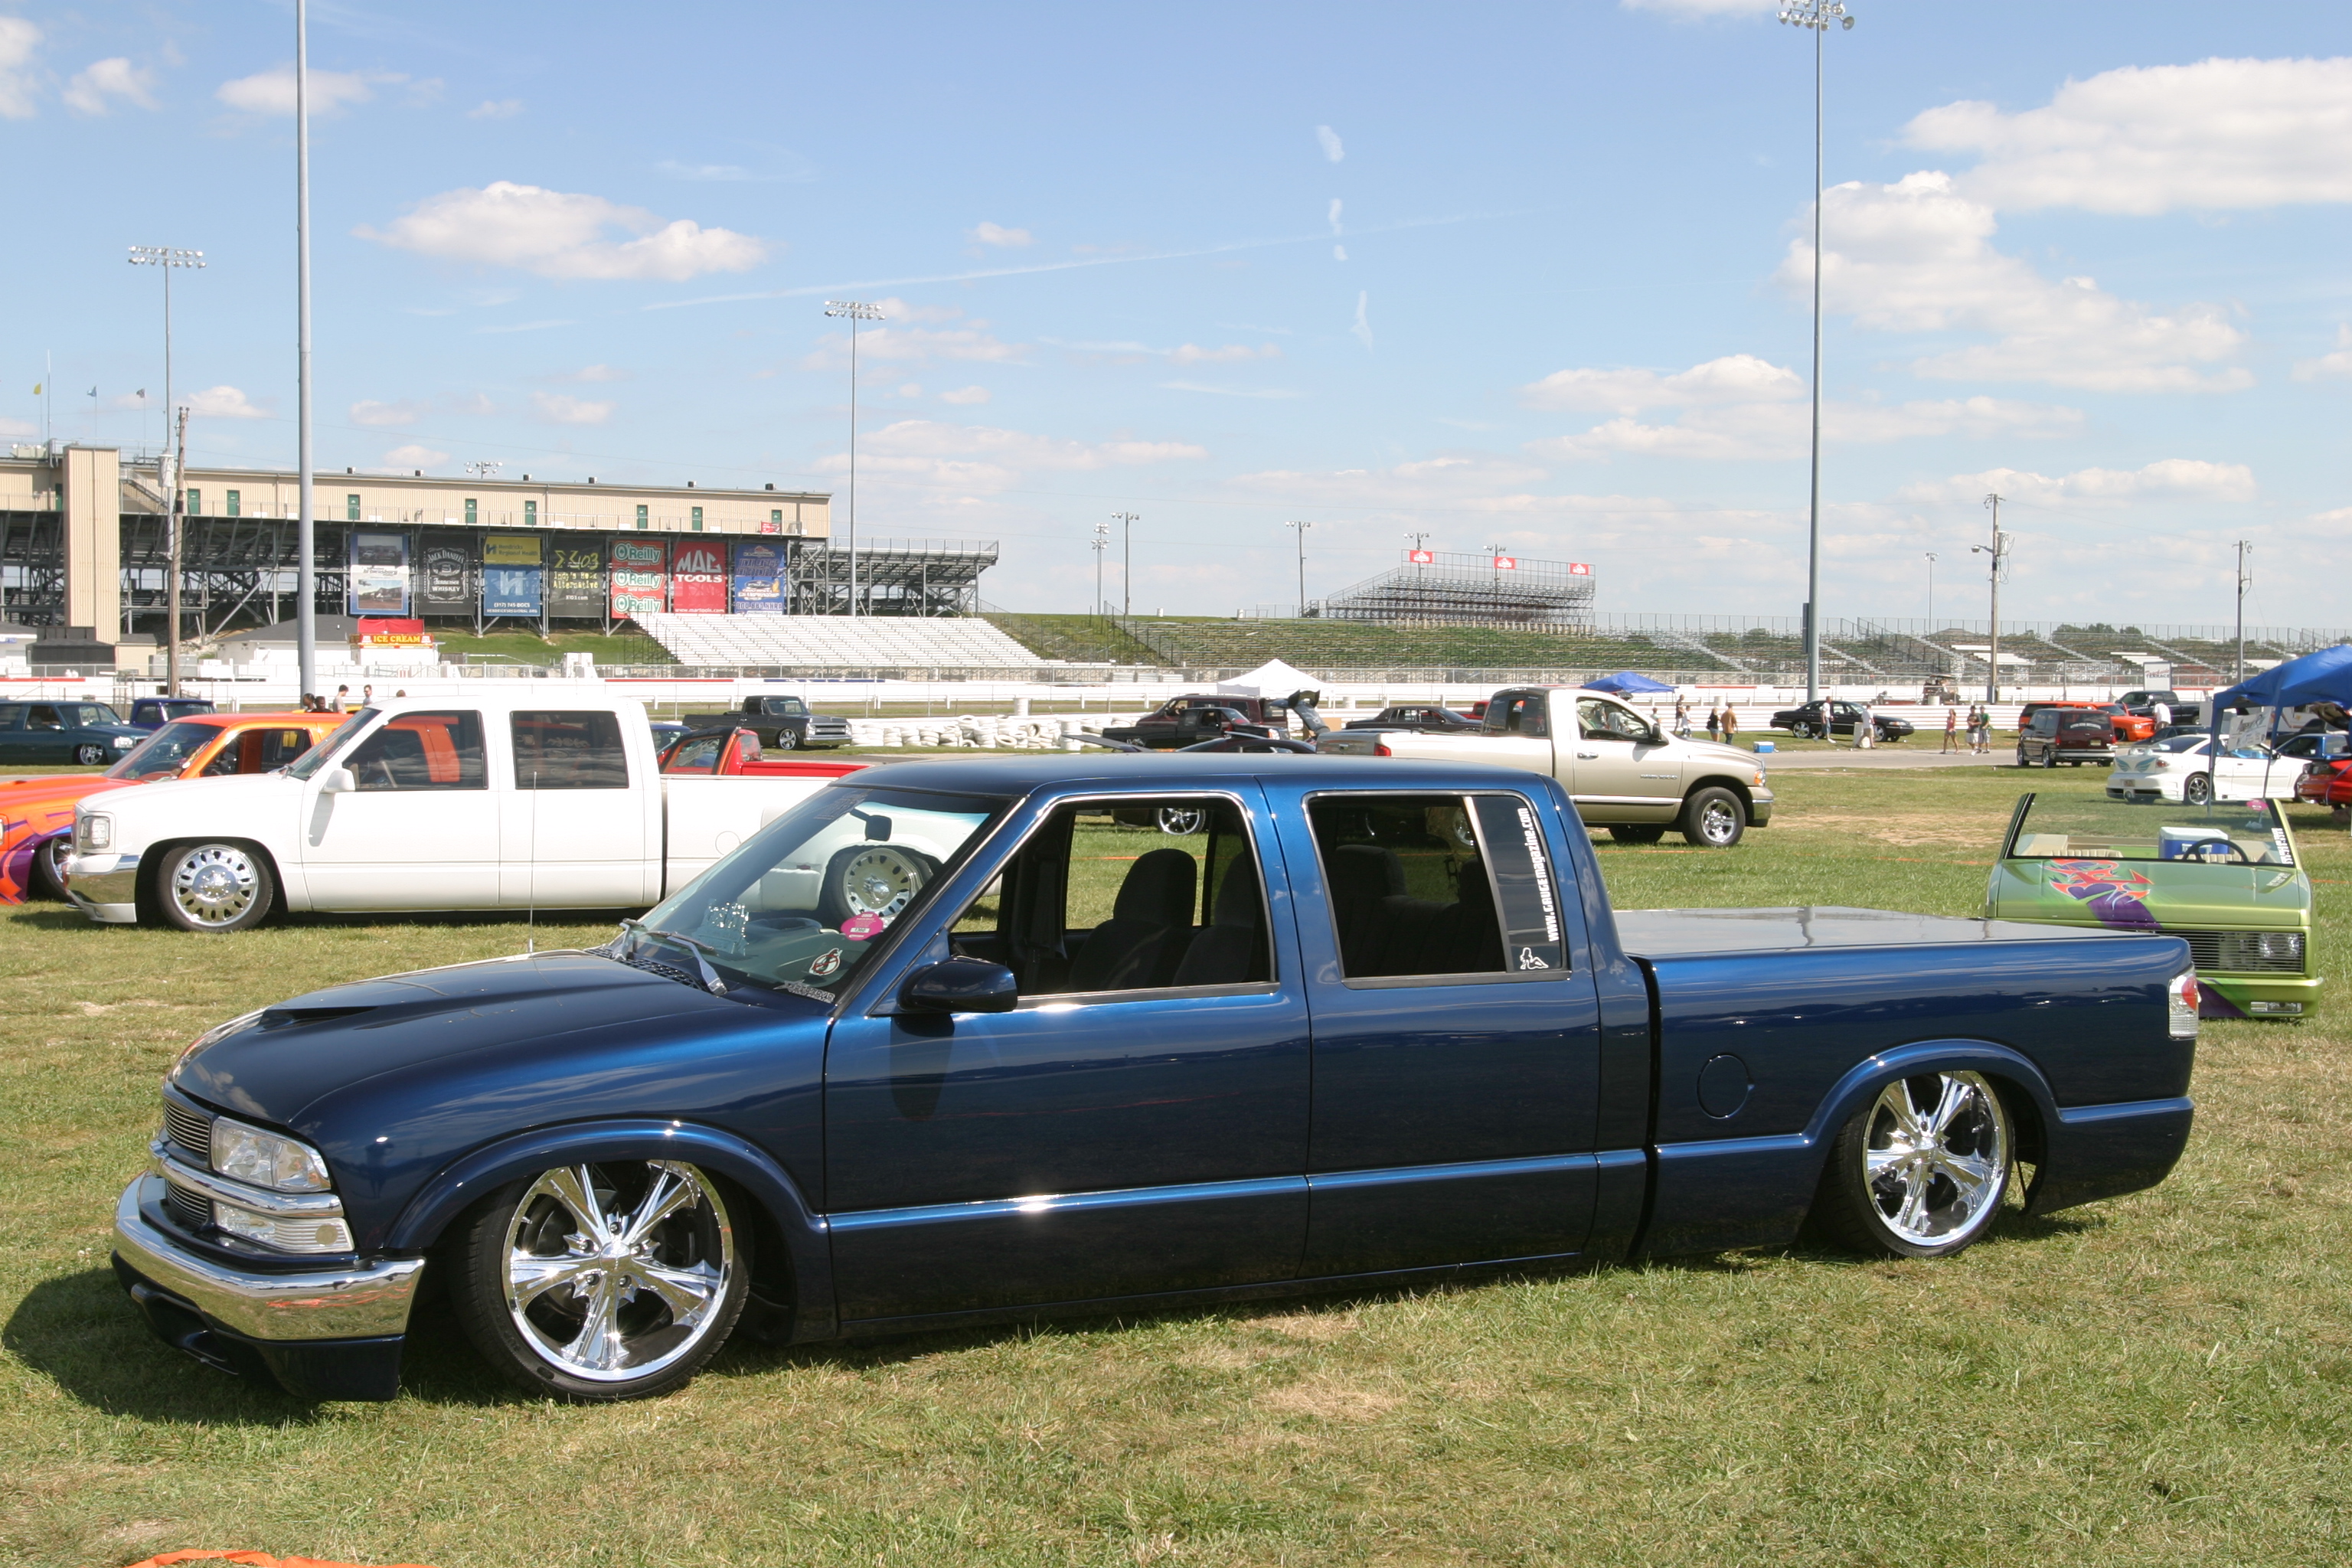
[2205,643,2352,717]
[1583,670,1676,696]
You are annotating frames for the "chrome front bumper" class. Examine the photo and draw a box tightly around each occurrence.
[63,851,140,922]
[112,1176,424,1342]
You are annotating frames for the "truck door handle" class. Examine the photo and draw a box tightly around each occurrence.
[1576,750,1599,760]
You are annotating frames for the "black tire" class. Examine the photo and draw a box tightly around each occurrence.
[2014,746,2030,769]
[1811,1070,2012,1259]
[32,835,71,900]
[1607,824,1668,844]
[1678,786,1746,848]
[2043,749,2060,769]
[149,841,276,933]
[74,744,108,765]
[2184,772,2213,805]
[449,1159,750,1403]
[816,841,938,926]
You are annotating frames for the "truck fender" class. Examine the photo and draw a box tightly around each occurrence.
[1638,1040,2060,1259]
[384,1118,837,1341]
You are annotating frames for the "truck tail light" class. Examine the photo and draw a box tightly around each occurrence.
[2168,971,2200,1039]
[1373,741,1392,757]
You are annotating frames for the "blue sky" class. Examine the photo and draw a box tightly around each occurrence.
[7,1,2350,627]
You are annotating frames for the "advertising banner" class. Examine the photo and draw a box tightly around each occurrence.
[670,538,728,614]
[482,533,544,616]
[420,541,472,609]
[346,531,410,616]
[549,541,606,616]
[609,537,668,617]
[730,542,786,614]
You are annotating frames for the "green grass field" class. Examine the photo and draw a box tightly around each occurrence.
[2,763,2346,1567]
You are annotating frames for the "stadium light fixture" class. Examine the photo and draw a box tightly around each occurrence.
[1779,0,1854,704]
[1111,511,1138,618]
[1091,520,1110,617]
[127,245,204,693]
[825,299,885,616]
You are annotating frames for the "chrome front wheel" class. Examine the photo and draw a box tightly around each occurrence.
[152,842,275,932]
[1816,1070,2012,1258]
[453,1159,749,1401]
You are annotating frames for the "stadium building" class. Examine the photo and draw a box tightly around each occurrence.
[0,444,999,665]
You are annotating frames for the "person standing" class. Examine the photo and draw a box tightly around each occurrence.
[2151,697,2172,728]
[1942,705,1958,753]
[1857,700,1875,750]
[1674,696,1690,738]
[1722,704,1740,745]
[1706,705,1721,743]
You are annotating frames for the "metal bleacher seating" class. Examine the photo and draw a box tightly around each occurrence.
[629,613,1044,671]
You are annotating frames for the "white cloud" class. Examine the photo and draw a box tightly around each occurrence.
[1907,57,2352,216]
[939,385,989,405]
[1161,382,1305,400]
[467,97,523,119]
[1781,171,2250,391]
[217,64,393,116]
[968,221,1032,248]
[897,383,923,397]
[185,386,269,420]
[532,391,612,425]
[0,416,34,437]
[63,57,157,116]
[868,297,964,324]
[560,363,631,383]
[833,420,1205,493]
[358,181,767,281]
[1899,459,2257,508]
[1351,291,1373,351]
[2292,325,2352,382]
[802,323,1024,369]
[1521,354,1802,414]
[381,443,448,469]
[1171,342,1282,364]
[349,398,423,426]
[1316,125,1344,162]
[0,17,41,119]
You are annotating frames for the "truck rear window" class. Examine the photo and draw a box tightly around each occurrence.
[1307,792,1568,982]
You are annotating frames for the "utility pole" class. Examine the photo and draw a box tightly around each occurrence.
[295,0,316,696]
[2234,540,2252,681]
[1111,511,1138,618]
[1285,520,1313,615]
[1972,493,2008,703]
[1924,551,1937,628]
[1779,0,1854,704]
[127,243,204,653]
[1090,520,1109,616]
[167,405,188,695]
[824,299,884,616]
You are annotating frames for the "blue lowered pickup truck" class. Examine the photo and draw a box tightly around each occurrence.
[113,755,2199,1403]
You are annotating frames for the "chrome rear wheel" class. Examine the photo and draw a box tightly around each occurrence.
[1816,1070,2012,1258]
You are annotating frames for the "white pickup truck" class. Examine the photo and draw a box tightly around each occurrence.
[61,692,859,932]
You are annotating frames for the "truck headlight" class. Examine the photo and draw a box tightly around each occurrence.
[112,733,136,747]
[211,1117,334,1193]
[79,813,112,851]
[212,1204,354,1253]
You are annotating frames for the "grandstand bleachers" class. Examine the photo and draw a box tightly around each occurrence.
[631,613,1043,671]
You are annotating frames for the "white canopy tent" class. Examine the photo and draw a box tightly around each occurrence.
[1217,658,1319,697]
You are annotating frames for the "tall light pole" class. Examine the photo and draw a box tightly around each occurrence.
[1111,511,1138,618]
[1779,0,1854,704]
[295,0,317,695]
[1285,520,1313,615]
[1971,492,2008,704]
[166,405,188,694]
[1924,550,1937,628]
[825,299,884,616]
[2233,540,2252,681]
[1090,520,1109,616]
[126,243,203,658]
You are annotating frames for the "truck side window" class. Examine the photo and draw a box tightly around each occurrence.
[946,796,1272,997]
[28,705,63,730]
[1577,699,1651,743]
[345,710,486,791]
[1495,694,1547,737]
[511,710,630,789]
[1308,794,1510,982]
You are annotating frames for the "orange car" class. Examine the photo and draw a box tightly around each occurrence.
[0,710,342,903]
[2015,701,2154,743]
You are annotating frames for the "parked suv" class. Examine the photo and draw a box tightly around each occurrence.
[2017,707,2113,769]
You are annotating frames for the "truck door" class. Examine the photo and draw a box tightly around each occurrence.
[302,709,501,908]
[1568,696,1682,820]
[1282,787,1602,1276]
[499,710,655,906]
[1481,690,1558,775]
[824,786,1310,1321]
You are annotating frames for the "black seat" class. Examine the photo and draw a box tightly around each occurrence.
[1067,847,1196,992]
[1325,844,1406,976]
[1431,858,1504,975]
[1171,853,1269,986]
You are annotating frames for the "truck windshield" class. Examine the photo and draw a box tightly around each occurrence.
[286,708,378,779]
[106,720,217,779]
[635,784,1008,996]
[2007,792,2294,867]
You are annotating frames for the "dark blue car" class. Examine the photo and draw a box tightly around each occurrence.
[113,755,2197,1402]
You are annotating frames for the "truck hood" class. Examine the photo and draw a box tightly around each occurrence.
[170,949,742,1125]
[1678,738,1765,770]
[84,769,304,838]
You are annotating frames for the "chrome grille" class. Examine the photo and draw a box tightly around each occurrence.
[2178,929,2305,975]
[163,1182,213,1233]
[164,1099,213,1161]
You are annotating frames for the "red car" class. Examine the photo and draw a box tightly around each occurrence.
[2293,757,2352,813]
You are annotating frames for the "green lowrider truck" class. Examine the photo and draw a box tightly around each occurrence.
[1986,792,2318,1019]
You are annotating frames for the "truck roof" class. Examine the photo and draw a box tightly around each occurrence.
[833,752,1550,795]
